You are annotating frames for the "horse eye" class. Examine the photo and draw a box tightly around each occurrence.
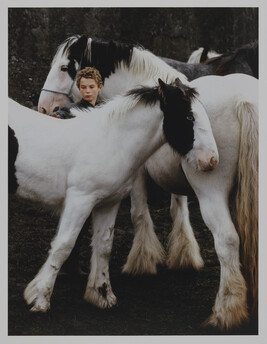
[186,113,195,121]
[61,65,68,72]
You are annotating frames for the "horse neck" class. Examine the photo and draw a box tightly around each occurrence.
[97,46,188,100]
[105,99,165,164]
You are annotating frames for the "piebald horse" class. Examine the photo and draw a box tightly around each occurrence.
[10,78,218,312]
[37,35,258,329]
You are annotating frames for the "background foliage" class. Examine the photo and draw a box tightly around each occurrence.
[8,7,258,107]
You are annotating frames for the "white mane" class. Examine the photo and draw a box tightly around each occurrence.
[130,47,188,85]
[70,91,152,124]
[52,36,188,88]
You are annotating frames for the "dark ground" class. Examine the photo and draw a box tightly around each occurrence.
[8,191,258,336]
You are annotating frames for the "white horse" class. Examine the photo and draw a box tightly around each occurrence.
[37,36,258,329]
[9,78,218,313]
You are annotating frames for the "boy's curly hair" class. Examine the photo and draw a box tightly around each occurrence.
[76,67,103,88]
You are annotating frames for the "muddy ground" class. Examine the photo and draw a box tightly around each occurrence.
[8,190,258,336]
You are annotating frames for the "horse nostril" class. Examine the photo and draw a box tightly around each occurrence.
[53,106,59,112]
[40,107,47,114]
[209,156,218,169]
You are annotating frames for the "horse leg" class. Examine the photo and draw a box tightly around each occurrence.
[84,202,121,308]
[196,193,248,329]
[166,194,204,270]
[61,222,88,275]
[24,188,96,312]
[122,167,165,275]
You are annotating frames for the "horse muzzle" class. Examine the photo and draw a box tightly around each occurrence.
[197,150,218,172]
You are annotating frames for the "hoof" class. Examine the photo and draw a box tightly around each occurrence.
[166,252,204,271]
[166,236,204,271]
[24,279,51,313]
[202,306,249,330]
[84,286,117,309]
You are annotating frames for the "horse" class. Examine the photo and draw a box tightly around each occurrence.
[9,78,218,313]
[161,41,258,81]
[187,46,221,64]
[37,35,258,329]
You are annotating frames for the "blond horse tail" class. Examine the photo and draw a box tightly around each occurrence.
[236,96,258,314]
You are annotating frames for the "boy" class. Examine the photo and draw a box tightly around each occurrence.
[52,66,103,119]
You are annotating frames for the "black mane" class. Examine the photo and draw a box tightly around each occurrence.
[61,35,81,56]
[127,80,198,156]
[127,79,198,107]
[66,36,136,82]
[126,85,160,106]
[90,40,135,80]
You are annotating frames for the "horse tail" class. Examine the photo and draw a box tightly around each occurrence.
[235,95,258,314]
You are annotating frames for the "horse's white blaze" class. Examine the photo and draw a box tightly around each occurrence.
[38,57,81,114]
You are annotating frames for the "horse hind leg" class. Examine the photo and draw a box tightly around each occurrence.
[166,194,204,271]
[24,188,96,312]
[122,167,165,275]
[198,194,248,329]
[84,202,121,309]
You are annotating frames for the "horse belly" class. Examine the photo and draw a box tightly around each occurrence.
[14,141,70,206]
[145,144,193,195]
[15,159,67,206]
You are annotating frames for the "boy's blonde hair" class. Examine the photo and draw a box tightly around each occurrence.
[76,67,103,88]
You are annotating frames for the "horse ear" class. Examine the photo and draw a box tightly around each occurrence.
[174,77,198,101]
[200,46,209,62]
[69,35,88,62]
[158,78,168,104]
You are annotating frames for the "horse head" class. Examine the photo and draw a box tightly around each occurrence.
[158,78,218,171]
[38,35,88,115]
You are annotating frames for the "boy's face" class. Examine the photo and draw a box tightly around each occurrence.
[79,77,102,105]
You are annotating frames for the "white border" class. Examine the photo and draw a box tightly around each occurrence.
[2,1,266,343]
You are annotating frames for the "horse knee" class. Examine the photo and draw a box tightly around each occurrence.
[214,229,240,265]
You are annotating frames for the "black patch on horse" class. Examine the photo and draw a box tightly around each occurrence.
[67,35,134,82]
[127,85,160,106]
[98,283,108,298]
[8,126,19,193]
[127,78,198,156]
[90,40,134,80]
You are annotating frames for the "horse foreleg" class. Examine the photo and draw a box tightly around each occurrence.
[197,193,248,329]
[84,202,120,309]
[166,194,204,270]
[24,188,95,312]
[122,167,165,275]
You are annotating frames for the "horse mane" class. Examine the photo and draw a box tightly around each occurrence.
[129,47,188,84]
[55,35,188,85]
[87,39,188,84]
[89,40,135,80]
[204,41,258,77]
[70,87,159,124]
[51,35,81,65]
